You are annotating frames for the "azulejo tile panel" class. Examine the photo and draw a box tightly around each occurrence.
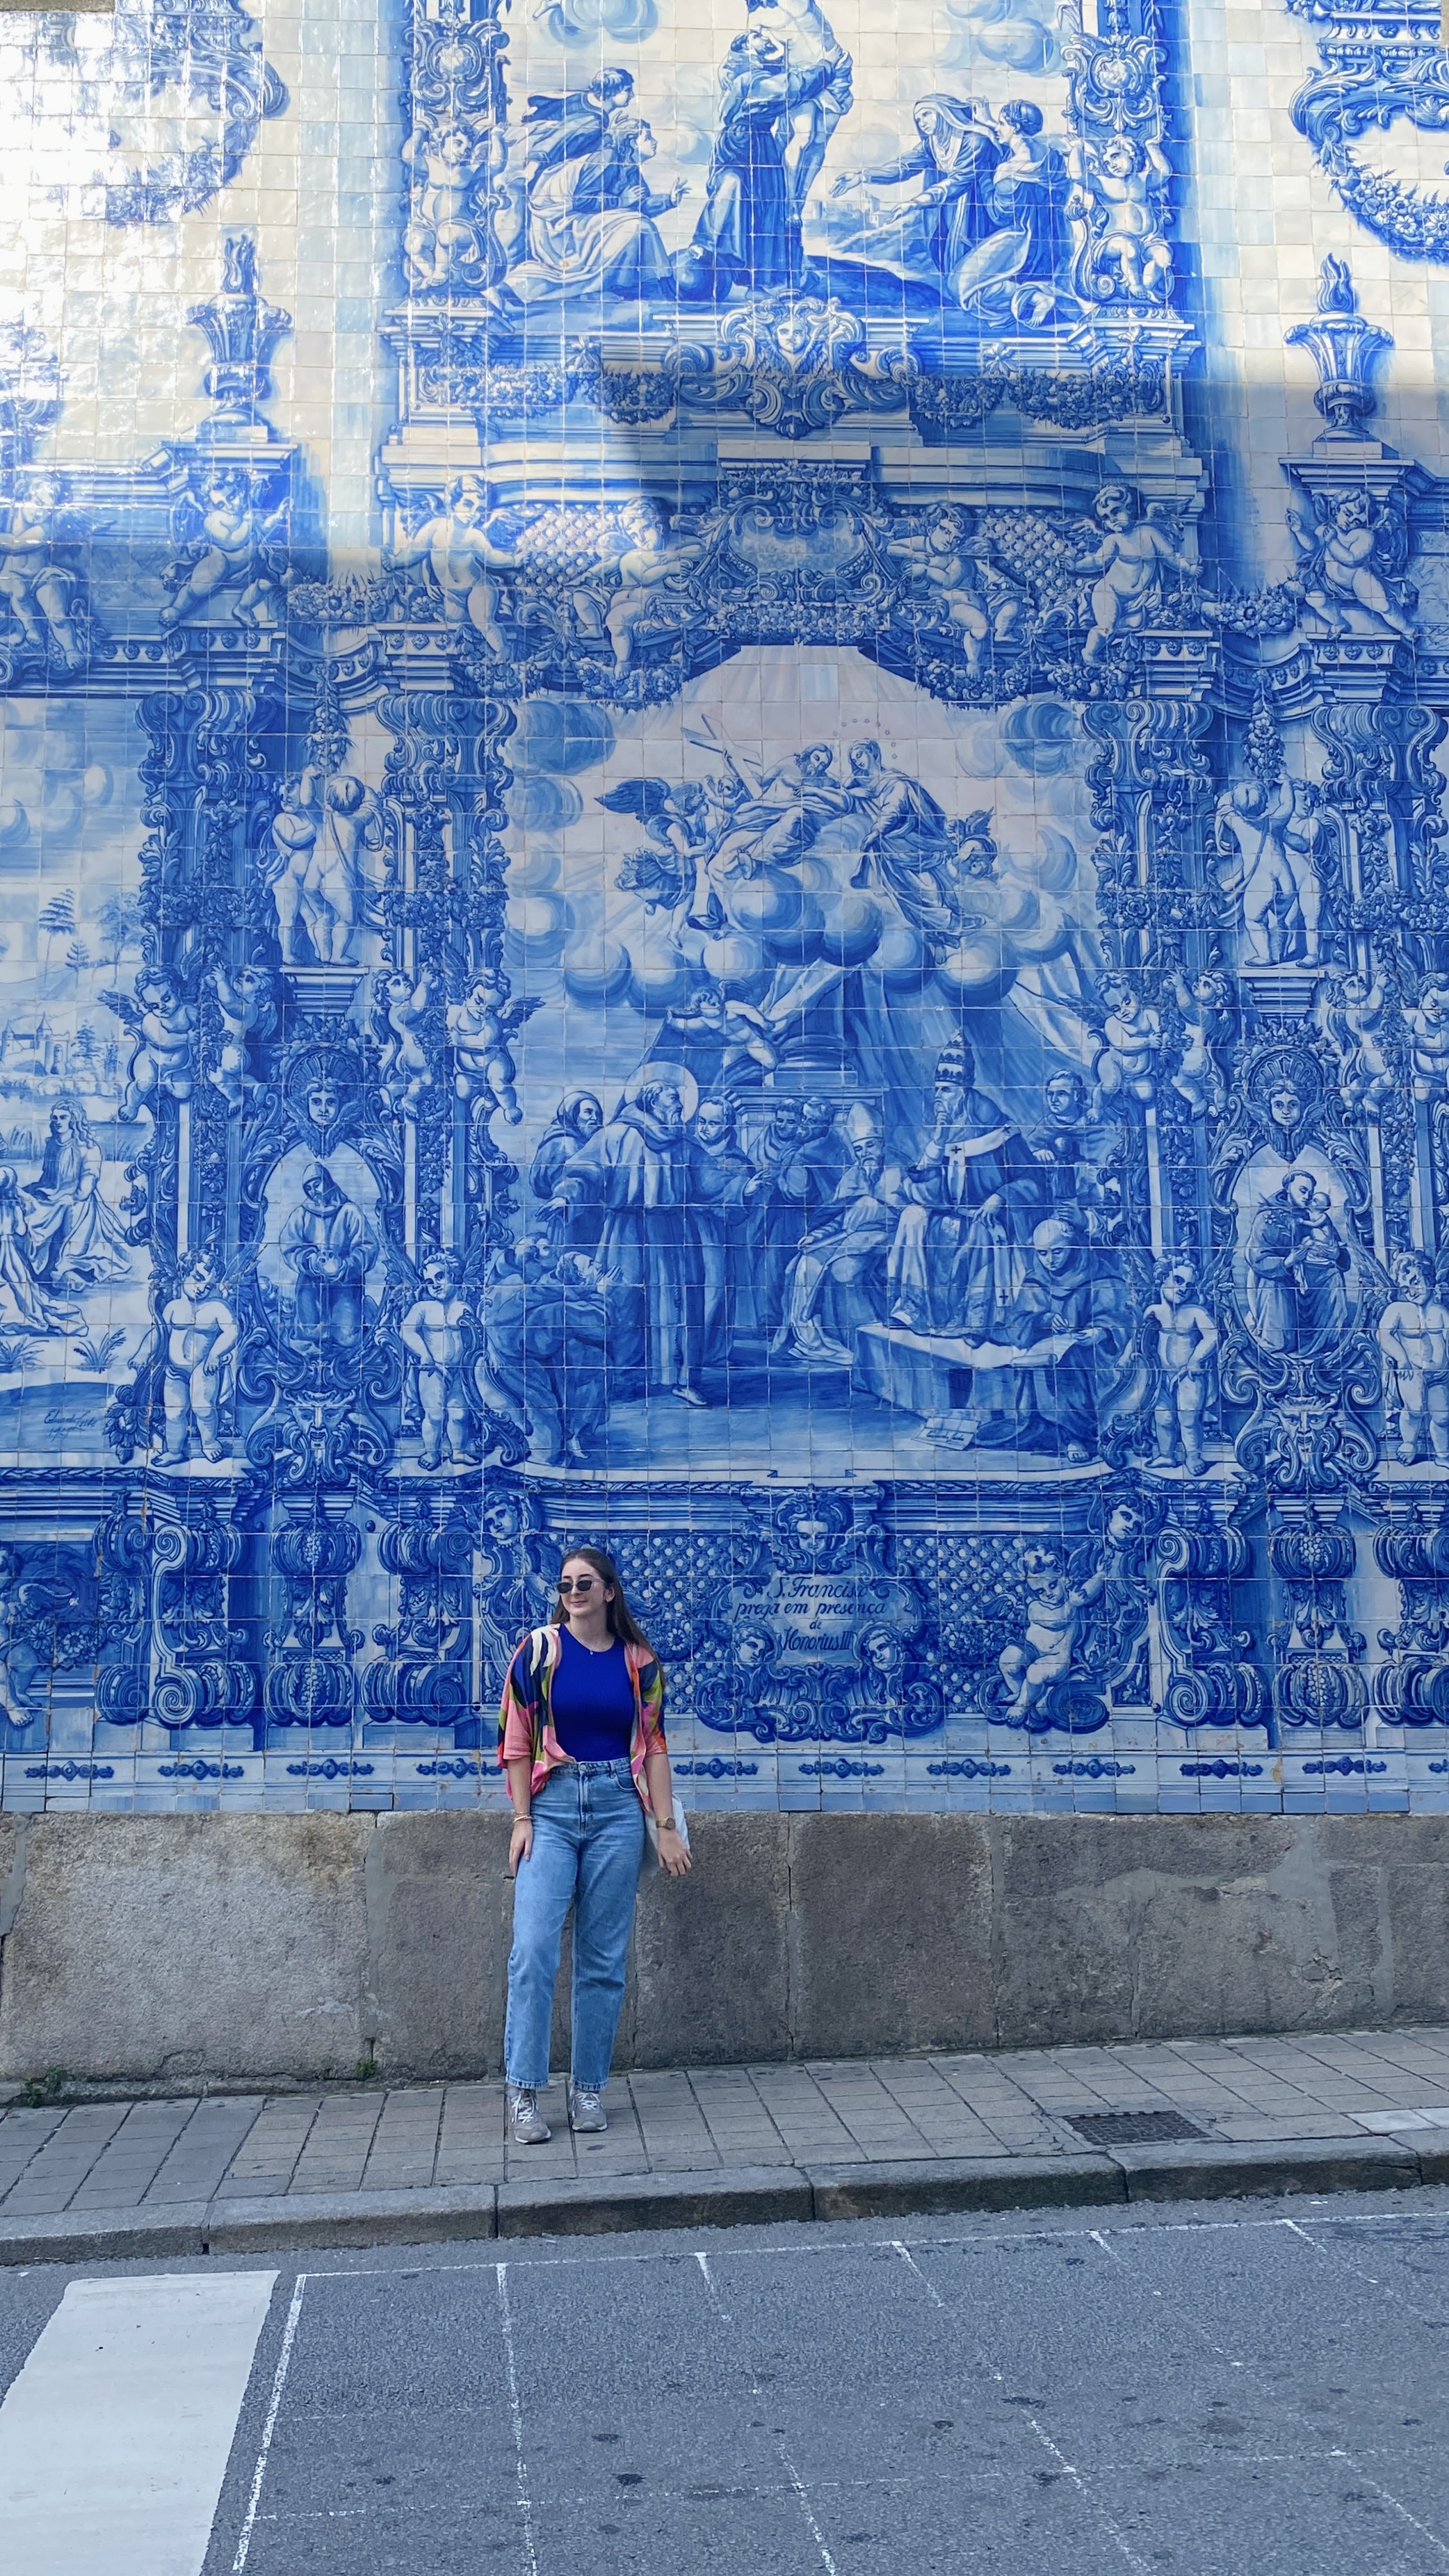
[3,0,1449,1818]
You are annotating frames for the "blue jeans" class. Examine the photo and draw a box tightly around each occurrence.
[504,1760,645,2091]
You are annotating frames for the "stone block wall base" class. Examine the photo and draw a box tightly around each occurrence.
[1,1812,1446,2085]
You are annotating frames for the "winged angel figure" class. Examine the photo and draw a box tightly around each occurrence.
[159,467,291,631]
[1069,483,1195,663]
[599,777,716,938]
[1287,486,1416,642]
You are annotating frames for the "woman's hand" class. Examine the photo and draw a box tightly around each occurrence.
[508,1815,533,1877]
[656,1823,691,1880]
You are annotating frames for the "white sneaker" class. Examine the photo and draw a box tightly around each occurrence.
[569,2085,608,2133]
[508,2087,551,2144]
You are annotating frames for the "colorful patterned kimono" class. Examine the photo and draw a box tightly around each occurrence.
[498,1623,667,1801]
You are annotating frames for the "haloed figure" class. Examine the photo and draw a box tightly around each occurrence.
[499,1549,690,2144]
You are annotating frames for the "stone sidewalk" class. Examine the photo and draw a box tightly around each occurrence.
[4,2022,1449,2262]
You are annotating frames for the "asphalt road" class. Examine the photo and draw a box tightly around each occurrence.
[3,2192,1449,2574]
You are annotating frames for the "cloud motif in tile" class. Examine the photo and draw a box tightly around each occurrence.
[940,0,1061,76]
[533,0,658,49]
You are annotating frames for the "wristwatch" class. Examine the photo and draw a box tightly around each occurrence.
[656,1814,677,1833]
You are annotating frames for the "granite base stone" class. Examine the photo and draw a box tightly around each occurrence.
[3,1811,1448,2084]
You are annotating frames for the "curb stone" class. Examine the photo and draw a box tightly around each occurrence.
[0,2135,1442,2265]
[1106,2134,1422,2201]
[805,2153,1124,2221]
[204,2185,503,2254]
[0,2203,212,2267]
[496,2166,811,2239]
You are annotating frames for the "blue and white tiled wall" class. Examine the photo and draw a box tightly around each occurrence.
[2,0,1449,1820]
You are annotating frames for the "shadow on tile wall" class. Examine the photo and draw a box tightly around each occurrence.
[1,0,1448,1824]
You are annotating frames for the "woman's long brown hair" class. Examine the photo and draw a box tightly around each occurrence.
[553,1546,657,1655]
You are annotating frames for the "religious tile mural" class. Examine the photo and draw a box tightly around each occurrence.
[2,0,1449,1820]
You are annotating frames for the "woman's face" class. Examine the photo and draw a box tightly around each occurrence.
[561,1557,613,1616]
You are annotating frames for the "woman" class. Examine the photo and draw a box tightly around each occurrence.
[24,1104,131,1291]
[0,1165,79,1333]
[504,118,684,308]
[951,99,1074,323]
[840,95,1005,302]
[499,1546,689,2144]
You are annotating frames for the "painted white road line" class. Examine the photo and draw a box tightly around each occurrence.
[0,2269,278,2576]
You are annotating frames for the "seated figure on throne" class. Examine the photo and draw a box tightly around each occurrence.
[772,1126,906,1367]
[885,1034,1049,1342]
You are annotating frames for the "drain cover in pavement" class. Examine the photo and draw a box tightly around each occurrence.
[1066,2109,1208,2145]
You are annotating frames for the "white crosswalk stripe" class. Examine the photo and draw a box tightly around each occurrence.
[0,2270,277,2575]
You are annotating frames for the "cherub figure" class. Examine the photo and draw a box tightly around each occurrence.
[599,776,712,937]
[1315,967,1394,1119]
[1092,974,1163,1108]
[1377,1251,1449,1467]
[447,969,544,1124]
[998,1542,1107,1723]
[400,1251,478,1471]
[209,964,276,1113]
[401,115,505,292]
[1144,1254,1217,1476]
[1070,133,1173,302]
[946,810,999,889]
[374,966,436,1119]
[266,775,321,962]
[1073,483,1194,663]
[159,469,289,631]
[158,1249,238,1465]
[1289,487,1416,642]
[307,772,386,966]
[0,475,86,669]
[887,505,1028,679]
[386,474,521,655]
[103,972,198,1122]
[1405,975,1449,1109]
[1169,967,1233,1117]
[599,499,706,672]
[665,981,779,1080]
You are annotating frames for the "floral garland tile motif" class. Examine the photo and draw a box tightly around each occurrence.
[1287,0,1449,259]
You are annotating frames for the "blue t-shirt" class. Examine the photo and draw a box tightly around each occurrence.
[549,1625,636,1761]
